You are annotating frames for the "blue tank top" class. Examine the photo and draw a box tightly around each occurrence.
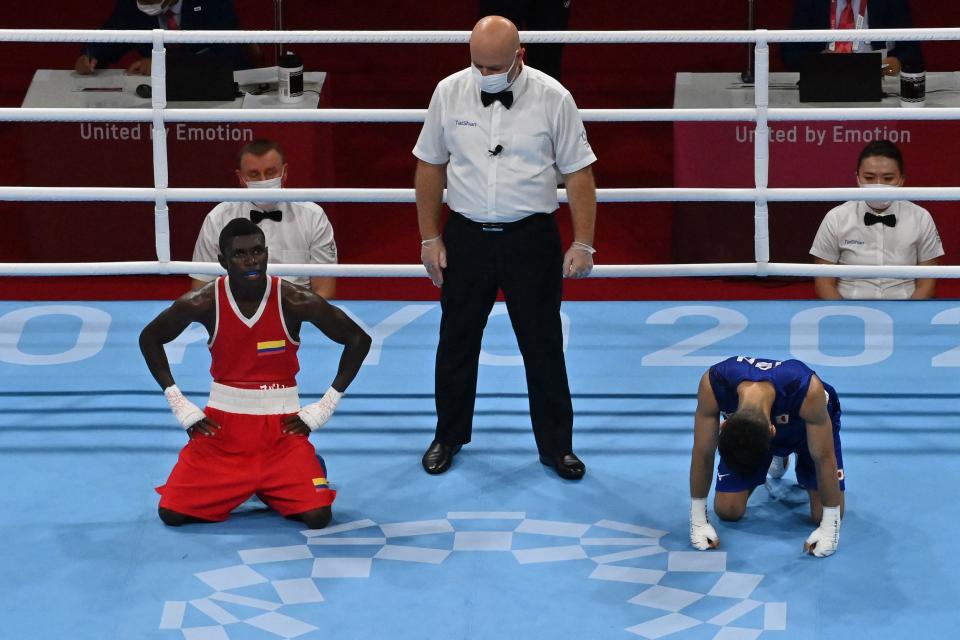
[708,356,838,451]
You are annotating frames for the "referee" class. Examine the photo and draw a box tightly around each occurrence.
[413,15,597,479]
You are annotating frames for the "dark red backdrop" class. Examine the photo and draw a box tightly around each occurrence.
[1,2,958,300]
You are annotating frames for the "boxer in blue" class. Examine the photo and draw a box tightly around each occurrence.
[688,356,845,557]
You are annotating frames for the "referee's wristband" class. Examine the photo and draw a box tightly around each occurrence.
[571,241,596,255]
[421,235,442,246]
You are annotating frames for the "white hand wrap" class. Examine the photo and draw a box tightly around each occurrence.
[690,497,719,550]
[805,505,841,557]
[298,387,343,432]
[163,384,206,430]
[768,455,789,479]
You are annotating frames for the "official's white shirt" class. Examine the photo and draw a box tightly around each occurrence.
[833,0,870,52]
[413,65,596,223]
[161,0,184,27]
[833,1,867,27]
[191,201,337,287]
[833,0,895,54]
[809,199,944,299]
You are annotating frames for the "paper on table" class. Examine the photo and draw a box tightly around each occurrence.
[234,66,280,85]
[243,92,300,109]
[236,68,324,108]
[240,81,323,109]
[72,75,125,92]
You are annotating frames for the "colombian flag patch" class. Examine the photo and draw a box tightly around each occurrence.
[257,339,286,355]
[312,477,329,492]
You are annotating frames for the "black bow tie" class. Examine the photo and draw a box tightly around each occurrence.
[480,90,513,108]
[864,211,896,227]
[250,209,282,224]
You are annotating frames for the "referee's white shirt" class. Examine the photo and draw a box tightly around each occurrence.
[413,64,596,223]
[809,199,944,299]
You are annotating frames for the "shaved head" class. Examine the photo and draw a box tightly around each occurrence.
[470,16,523,77]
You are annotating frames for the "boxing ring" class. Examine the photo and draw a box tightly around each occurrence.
[1,26,959,640]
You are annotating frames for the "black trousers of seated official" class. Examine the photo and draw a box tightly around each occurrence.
[434,212,574,457]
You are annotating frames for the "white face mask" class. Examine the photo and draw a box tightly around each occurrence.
[245,175,283,210]
[137,1,168,16]
[858,182,898,211]
[471,50,520,94]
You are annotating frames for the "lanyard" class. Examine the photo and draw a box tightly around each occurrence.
[829,0,868,52]
[829,0,868,31]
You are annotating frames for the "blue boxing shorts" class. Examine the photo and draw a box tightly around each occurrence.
[716,390,846,493]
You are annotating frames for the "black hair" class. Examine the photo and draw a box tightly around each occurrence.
[218,218,265,258]
[857,140,904,174]
[717,407,771,478]
[238,138,286,167]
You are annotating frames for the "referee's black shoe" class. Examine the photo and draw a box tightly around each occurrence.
[422,440,462,474]
[539,452,586,480]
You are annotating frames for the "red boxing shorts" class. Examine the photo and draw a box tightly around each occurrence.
[156,407,336,522]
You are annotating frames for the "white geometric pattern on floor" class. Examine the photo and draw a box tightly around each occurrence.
[160,513,787,639]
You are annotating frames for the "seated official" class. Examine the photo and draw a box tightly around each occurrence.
[810,140,943,300]
[191,139,338,299]
[74,0,256,76]
[781,0,923,76]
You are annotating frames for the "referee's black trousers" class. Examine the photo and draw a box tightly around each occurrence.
[433,212,574,457]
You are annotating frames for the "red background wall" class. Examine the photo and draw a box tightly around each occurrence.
[1,1,958,300]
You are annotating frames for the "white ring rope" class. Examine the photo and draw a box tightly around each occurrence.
[1,187,958,203]
[0,261,955,279]
[4,27,960,280]
[3,28,960,44]
[7,107,960,123]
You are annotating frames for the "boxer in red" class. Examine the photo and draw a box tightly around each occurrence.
[140,218,371,528]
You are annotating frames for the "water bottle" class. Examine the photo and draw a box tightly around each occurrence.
[900,62,925,108]
[278,51,304,104]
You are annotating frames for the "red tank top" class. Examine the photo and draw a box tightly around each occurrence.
[209,276,300,389]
